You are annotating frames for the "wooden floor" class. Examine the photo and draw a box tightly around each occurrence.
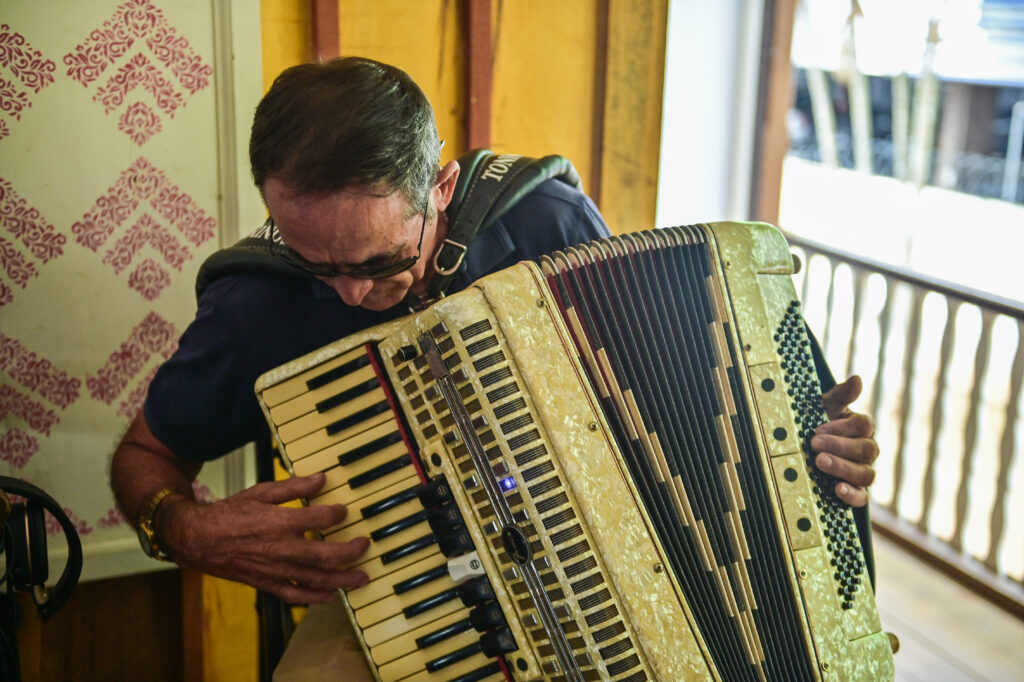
[874,535,1024,681]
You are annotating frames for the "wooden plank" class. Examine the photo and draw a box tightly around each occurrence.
[874,507,1024,621]
[490,0,602,197]
[918,297,960,534]
[17,571,183,682]
[464,0,492,150]
[752,0,796,224]
[986,319,1024,570]
[952,310,995,552]
[184,568,259,682]
[874,532,1024,680]
[337,0,464,159]
[589,0,610,206]
[598,0,668,233]
[312,0,340,61]
[260,1,313,90]
[891,286,926,516]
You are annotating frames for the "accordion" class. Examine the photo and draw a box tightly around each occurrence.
[255,222,896,681]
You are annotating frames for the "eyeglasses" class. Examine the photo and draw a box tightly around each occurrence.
[265,203,429,280]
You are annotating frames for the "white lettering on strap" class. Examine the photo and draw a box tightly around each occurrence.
[480,154,522,181]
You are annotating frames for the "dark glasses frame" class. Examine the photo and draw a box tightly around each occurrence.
[265,202,429,280]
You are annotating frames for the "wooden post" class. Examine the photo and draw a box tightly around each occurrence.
[598,0,668,233]
[311,0,339,61]
[751,0,796,224]
[465,0,492,150]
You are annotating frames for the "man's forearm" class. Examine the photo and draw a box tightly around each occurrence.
[111,410,200,524]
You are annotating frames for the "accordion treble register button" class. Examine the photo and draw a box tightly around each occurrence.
[416,477,454,508]
[392,345,418,363]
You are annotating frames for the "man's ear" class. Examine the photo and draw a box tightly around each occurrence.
[435,160,460,212]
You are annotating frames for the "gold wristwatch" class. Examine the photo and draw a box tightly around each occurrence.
[136,488,179,561]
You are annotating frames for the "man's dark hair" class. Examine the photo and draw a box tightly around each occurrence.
[249,57,441,215]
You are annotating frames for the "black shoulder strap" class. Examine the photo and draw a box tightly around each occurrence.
[427,149,581,299]
[194,221,308,303]
[194,149,581,303]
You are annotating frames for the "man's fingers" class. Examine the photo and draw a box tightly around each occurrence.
[821,375,863,420]
[832,482,870,508]
[811,432,879,465]
[280,501,350,533]
[250,575,340,605]
[815,452,876,489]
[289,535,371,570]
[238,530,371,572]
[241,472,328,505]
[814,413,875,441]
[251,554,369,593]
[816,451,872,507]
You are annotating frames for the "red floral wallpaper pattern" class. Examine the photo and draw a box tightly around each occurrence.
[63,0,212,146]
[71,156,217,299]
[0,23,56,139]
[2,2,225,537]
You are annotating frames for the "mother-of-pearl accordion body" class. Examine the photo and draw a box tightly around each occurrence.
[255,222,896,681]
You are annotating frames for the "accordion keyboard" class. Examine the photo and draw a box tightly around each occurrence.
[259,344,511,681]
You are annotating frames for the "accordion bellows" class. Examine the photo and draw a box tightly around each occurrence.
[256,222,896,681]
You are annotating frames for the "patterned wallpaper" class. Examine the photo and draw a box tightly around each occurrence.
[1,0,262,579]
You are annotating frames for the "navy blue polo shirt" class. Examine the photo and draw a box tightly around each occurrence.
[145,179,611,462]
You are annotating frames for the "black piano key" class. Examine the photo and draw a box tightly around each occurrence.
[425,641,479,672]
[326,401,391,437]
[479,628,517,657]
[360,485,420,519]
[414,617,474,649]
[416,476,454,508]
[403,586,460,619]
[449,662,503,682]
[314,377,381,413]
[347,454,410,488]
[468,603,506,632]
[306,354,371,390]
[457,577,494,607]
[393,564,450,595]
[426,504,464,534]
[370,510,427,541]
[438,527,474,557]
[380,532,437,565]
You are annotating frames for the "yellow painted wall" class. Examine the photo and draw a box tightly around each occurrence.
[337,1,465,163]
[260,0,313,91]
[255,0,666,232]
[490,0,603,195]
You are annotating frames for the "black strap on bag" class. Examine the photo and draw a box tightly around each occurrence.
[424,150,580,301]
[194,149,581,304]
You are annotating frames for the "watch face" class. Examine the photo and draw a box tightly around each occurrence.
[137,525,154,556]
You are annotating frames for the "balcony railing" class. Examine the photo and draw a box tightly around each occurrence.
[785,232,1024,619]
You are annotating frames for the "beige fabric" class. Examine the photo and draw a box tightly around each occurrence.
[273,600,374,682]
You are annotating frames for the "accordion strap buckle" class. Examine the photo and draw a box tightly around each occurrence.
[434,239,468,276]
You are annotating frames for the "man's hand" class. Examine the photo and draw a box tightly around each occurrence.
[811,375,879,508]
[158,472,370,604]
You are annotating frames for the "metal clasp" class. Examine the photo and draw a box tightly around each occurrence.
[434,239,468,276]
